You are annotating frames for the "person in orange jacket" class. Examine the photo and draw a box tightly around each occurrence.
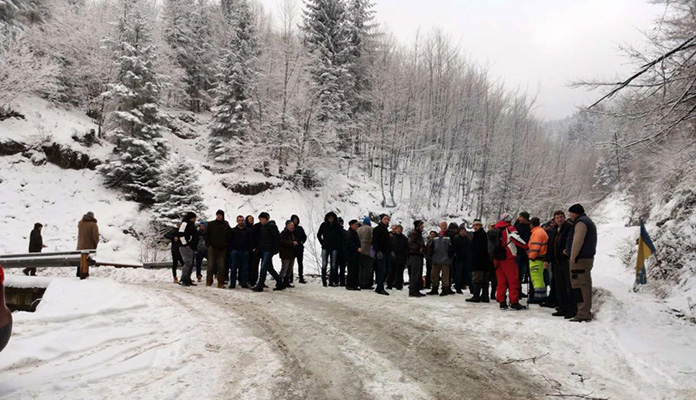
[528,217,549,302]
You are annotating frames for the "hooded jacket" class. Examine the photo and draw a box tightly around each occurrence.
[77,214,99,250]
[493,220,527,260]
[291,215,307,250]
[317,212,343,251]
[29,228,43,253]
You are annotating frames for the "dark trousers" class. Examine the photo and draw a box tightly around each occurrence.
[249,251,261,285]
[322,249,339,286]
[359,255,374,289]
[388,261,405,289]
[553,259,576,315]
[454,259,468,292]
[408,255,424,294]
[257,251,280,288]
[425,259,432,288]
[197,250,207,278]
[296,248,305,280]
[375,252,391,292]
[346,255,359,288]
[516,252,529,295]
[171,248,183,278]
[338,251,347,286]
[231,250,249,286]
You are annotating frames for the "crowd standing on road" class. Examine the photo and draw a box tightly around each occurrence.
[24,203,598,322]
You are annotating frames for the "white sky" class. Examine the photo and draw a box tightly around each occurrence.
[256,0,665,120]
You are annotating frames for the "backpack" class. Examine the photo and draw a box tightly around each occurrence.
[487,228,508,260]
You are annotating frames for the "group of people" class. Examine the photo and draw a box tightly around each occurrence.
[165,203,597,322]
[23,203,597,322]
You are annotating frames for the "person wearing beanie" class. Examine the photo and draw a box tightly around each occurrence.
[493,213,528,310]
[357,217,374,289]
[279,220,297,288]
[566,204,597,322]
[515,211,532,298]
[452,223,472,295]
[290,215,307,283]
[407,220,427,297]
[177,212,199,287]
[204,209,231,288]
[345,219,362,290]
[388,225,408,290]
[24,222,47,276]
[372,214,392,295]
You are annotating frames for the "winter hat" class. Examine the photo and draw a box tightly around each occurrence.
[500,213,513,222]
[459,223,467,230]
[285,219,293,227]
[378,213,387,221]
[472,219,483,226]
[258,212,270,220]
[216,209,225,218]
[349,219,358,227]
[413,220,423,230]
[86,211,95,218]
[198,219,208,228]
[183,211,197,221]
[337,217,344,225]
[291,214,300,225]
[569,204,585,214]
[362,216,372,226]
[34,222,43,229]
[519,211,530,220]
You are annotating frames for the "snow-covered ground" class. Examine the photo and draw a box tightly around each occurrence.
[2,195,695,400]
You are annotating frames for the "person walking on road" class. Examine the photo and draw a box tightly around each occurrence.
[24,223,46,276]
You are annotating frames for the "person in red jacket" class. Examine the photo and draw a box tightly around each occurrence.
[494,213,528,310]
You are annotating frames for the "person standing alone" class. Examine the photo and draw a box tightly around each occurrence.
[24,223,46,276]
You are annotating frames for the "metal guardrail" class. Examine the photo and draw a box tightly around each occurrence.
[0,250,97,279]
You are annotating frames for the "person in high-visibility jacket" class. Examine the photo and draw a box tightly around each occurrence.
[528,217,549,302]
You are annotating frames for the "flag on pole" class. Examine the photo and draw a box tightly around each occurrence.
[635,220,656,285]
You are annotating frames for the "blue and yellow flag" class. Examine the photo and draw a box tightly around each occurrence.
[636,220,656,285]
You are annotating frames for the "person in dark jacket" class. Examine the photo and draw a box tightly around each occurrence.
[407,221,427,297]
[548,211,575,318]
[317,211,342,287]
[515,212,532,297]
[388,225,408,290]
[372,214,392,295]
[249,215,262,287]
[291,215,307,284]
[452,223,472,295]
[424,230,436,289]
[177,212,199,287]
[229,215,252,288]
[345,220,361,290]
[566,204,597,322]
[467,220,490,302]
[195,221,208,283]
[252,212,285,292]
[337,217,348,286]
[23,223,46,276]
[204,210,230,288]
[165,224,184,283]
[279,220,297,287]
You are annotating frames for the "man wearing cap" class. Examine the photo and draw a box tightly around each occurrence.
[566,204,597,322]
[204,210,231,288]
[345,219,361,290]
[494,213,528,310]
[407,220,427,297]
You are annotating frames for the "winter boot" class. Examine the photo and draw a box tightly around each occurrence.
[500,301,509,310]
[299,277,307,284]
[218,282,225,289]
[196,275,202,283]
[251,285,264,292]
[465,284,481,303]
[427,288,439,296]
[173,276,179,284]
[510,302,526,310]
[480,286,490,303]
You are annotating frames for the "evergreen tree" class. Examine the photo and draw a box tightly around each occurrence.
[151,156,206,234]
[346,0,376,115]
[100,0,167,205]
[301,0,353,145]
[209,0,259,164]
[163,0,214,112]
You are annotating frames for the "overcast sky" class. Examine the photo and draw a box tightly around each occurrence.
[256,0,665,120]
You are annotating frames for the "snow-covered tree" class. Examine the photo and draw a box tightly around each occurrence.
[301,0,353,147]
[151,155,206,234]
[209,0,259,164]
[100,0,167,205]
[163,0,214,112]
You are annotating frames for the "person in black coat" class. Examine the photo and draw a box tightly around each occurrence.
[165,224,185,283]
[249,215,262,286]
[337,217,348,286]
[177,212,200,287]
[23,223,46,276]
[317,211,343,287]
[291,215,307,283]
[345,220,361,290]
[229,215,253,288]
[372,214,392,295]
[467,220,490,302]
[452,224,472,295]
[515,212,532,295]
[388,225,408,290]
[252,212,285,292]
[548,210,576,318]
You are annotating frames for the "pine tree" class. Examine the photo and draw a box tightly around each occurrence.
[163,0,214,112]
[346,0,376,115]
[209,0,259,164]
[301,0,353,149]
[100,0,167,205]
[151,156,206,234]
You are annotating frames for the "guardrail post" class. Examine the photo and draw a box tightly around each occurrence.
[79,252,90,280]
